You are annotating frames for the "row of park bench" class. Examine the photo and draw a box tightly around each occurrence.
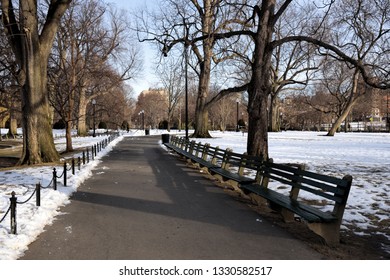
[163,135,353,245]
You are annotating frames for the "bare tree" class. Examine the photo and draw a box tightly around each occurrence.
[236,0,390,157]
[134,90,168,129]
[92,83,130,130]
[138,0,248,138]
[282,93,327,131]
[209,92,239,131]
[156,56,184,131]
[49,0,141,142]
[139,0,390,159]
[305,58,366,135]
[269,5,320,132]
[0,24,20,138]
[1,0,72,164]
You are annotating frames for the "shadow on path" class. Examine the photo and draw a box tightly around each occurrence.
[21,135,324,260]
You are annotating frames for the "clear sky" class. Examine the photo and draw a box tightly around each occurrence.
[108,0,160,95]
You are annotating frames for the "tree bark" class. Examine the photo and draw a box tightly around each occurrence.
[1,0,71,164]
[246,2,275,159]
[269,94,281,132]
[327,71,360,136]
[190,0,214,138]
[20,59,59,164]
[194,95,211,137]
[77,86,88,136]
[193,65,212,138]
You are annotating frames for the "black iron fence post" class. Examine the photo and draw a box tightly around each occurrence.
[63,162,67,187]
[36,183,41,207]
[72,158,75,175]
[53,168,57,190]
[10,191,17,234]
[78,156,81,170]
[82,151,85,165]
[87,148,90,163]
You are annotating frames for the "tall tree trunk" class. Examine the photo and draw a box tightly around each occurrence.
[194,95,211,137]
[65,38,78,152]
[327,100,357,136]
[247,82,271,159]
[7,95,18,138]
[20,59,59,164]
[66,90,74,152]
[1,0,71,164]
[167,114,171,132]
[191,0,214,138]
[192,52,213,138]
[269,94,281,132]
[77,87,88,136]
[327,71,360,136]
[19,38,59,164]
[246,2,275,159]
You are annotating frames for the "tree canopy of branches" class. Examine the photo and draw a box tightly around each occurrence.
[136,0,249,138]
[148,0,390,158]
[49,0,141,151]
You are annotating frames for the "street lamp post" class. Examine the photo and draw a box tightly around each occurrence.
[142,110,145,130]
[184,29,189,140]
[163,23,190,140]
[92,99,96,137]
[236,98,240,132]
[387,91,389,133]
[178,103,182,132]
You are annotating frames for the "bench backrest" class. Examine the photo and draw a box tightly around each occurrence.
[192,142,207,158]
[200,145,226,166]
[224,150,264,177]
[260,161,352,213]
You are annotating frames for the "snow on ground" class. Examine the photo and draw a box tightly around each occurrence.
[0,131,123,260]
[0,129,389,259]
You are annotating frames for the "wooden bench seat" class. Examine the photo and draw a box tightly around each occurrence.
[241,184,337,223]
[240,160,352,244]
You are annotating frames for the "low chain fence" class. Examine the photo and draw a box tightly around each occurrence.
[0,133,119,234]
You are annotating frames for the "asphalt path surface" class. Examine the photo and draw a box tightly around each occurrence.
[21,135,324,260]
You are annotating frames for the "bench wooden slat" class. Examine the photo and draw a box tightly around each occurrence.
[262,171,345,204]
[262,173,344,204]
[262,164,347,195]
[241,184,337,223]
[267,162,350,188]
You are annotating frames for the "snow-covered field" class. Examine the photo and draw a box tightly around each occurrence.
[0,129,389,259]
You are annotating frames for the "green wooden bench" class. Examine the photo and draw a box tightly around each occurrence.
[164,136,353,244]
[184,142,218,169]
[240,160,353,245]
[165,137,259,186]
[208,150,260,187]
[164,135,187,154]
[164,137,211,167]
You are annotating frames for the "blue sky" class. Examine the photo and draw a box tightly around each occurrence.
[109,0,160,95]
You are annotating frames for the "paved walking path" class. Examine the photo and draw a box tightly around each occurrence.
[21,135,324,260]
